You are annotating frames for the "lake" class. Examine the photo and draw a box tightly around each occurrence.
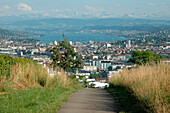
[25,33,127,43]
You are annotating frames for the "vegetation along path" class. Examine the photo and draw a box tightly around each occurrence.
[59,88,119,113]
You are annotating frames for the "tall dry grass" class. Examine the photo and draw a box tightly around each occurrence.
[109,63,170,113]
[0,61,75,92]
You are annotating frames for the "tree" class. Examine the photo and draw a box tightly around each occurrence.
[128,50,161,65]
[50,34,82,71]
[90,73,102,79]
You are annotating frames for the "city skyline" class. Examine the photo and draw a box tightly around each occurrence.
[0,0,170,20]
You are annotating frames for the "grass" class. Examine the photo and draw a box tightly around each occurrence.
[107,86,149,113]
[0,87,78,113]
[0,56,83,112]
[109,62,170,113]
[0,59,82,91]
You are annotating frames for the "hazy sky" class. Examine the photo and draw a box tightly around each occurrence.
[0,0,170,19]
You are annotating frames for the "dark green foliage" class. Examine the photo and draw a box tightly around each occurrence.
[102,51,109,55]
[128,50,161,65]
[90,73,102,79]
[94,52,102,55]
[83,78,88,87]
[85,55,92,60]
[38,78,46,87]
[89,83,95,88]
[0,55,16,79]
[50,34,82,71]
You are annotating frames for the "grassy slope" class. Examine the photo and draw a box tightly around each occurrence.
[0,55,83,112]
[108,63,170,113]
[107,86,148,113]
[0,87,79,113]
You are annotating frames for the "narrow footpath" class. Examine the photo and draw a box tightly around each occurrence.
[59,88,118,113]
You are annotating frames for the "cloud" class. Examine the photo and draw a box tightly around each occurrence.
[3,5,10,10]
[18,3,32,11]
[55,9,59,13]
[56,14,70,18]
[32,10,43,14]
[159,2,166,5]
[123,13,150,19]
[146,3,156,6]
[0,5,10,11]
[117,4,121,8]
[85,5,98,12]
[43,13,50,17]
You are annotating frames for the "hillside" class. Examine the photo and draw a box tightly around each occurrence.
[0,55,83,112]
[109,63,170,113]
[0,28,39,39]
[11,18,170,27]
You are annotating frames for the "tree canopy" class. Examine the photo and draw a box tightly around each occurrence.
[50,34,82,71]
[128,50,161,65]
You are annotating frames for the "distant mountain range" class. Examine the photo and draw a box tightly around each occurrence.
[10,18,170,27]
[1,18,170,33]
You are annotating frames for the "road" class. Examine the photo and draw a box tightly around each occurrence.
[58,88,118,113]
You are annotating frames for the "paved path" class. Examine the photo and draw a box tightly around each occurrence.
[59,88,118,113]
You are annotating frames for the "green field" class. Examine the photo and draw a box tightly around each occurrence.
[0,87,80,113]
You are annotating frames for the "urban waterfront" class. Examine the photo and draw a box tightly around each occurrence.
[22,33,127,43]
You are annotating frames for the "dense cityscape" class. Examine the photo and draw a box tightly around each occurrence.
[0,27,169,86]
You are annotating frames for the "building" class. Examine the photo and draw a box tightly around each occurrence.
[0,48,17,55]
[126,40,131,48]
[69,41,73,45]
[90,60,111,70]
[82,66,98,72]
[106,43,111,48]
[92,55,98,59]
[54,40,58,45]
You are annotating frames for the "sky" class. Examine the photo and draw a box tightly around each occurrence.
[0,0,170,20]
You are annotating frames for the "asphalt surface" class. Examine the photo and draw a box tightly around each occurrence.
[58,88,118,113]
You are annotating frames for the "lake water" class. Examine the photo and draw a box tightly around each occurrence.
[26,33,127,43]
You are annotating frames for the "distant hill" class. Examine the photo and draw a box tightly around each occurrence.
[84,25,161,31]
[1,18,170,34]
[0,28,21,38]
[0,28,38,39]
